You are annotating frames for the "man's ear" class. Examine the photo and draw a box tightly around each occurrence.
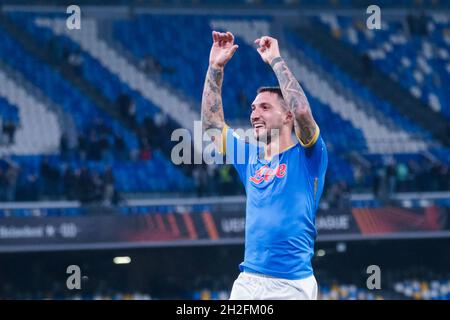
[284,110,294,125]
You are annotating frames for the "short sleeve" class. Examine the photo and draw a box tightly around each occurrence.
[221,125,253,183]
[303,134,327,177]
[296,125,327,176]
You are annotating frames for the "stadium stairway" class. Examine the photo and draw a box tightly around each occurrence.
[0,13,196,194]
[281,50,427,154]
[31,17,199,146]
[3,13,199,179]
[0,13,133,136]
[284,31,433,154]
[314,14,450,119]
[0,65,61,155]
[0,60,77,153]
[210,18,428,154]
[292,21,450,147]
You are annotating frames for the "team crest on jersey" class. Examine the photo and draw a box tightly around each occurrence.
[249,164,287,184]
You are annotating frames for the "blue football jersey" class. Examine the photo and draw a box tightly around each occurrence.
[222,125,328,280]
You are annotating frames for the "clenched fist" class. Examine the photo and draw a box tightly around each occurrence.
[254,36,281,65]
[209,31,239,69]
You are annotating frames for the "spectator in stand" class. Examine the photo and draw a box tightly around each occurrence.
[192,165,202,197]
[140,55,163,75]
[116,93,137,129]
[40,157,62,198]
[438,165,449,191]
[99,134,112,162]
[338,181,351,209]
[407,160,420,192]
[407,11,428,36]
[429,162,441,191]
[154,112,168,136]
[94,118,112,136]
[77,132,88,161]
[86,129,102,161]
[0,168,7,202]
[416,160,430,191]
[5,159,19,202]
[2,120,17,145]
[326,181,351,209]
[386,158,397,198]
[78,167,93,203]
[192,164,208,197]
[361,52,372,77]
[352,164,366,192]
[139,54,176,76]
[18,174,39,201]
[139,139,152,161]
[373,165,384,199]
[113,134,127,161]
[396,162,409,193]
[67,49,84,76]
[60,133,69,160]
[153,112,170,151]
[128,100,137,129]
[206,163,219,196]
[103,167,115,206]
[218,165,233,195]
[63,165,77,200]
[93,171,105,202]
[140,116,156,147]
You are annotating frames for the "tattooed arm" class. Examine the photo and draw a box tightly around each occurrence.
[202,66,225,132]
[202,31,238,150]
[255,36,318,146]
[271,57,318,146]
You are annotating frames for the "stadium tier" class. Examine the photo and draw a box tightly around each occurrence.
[316,13,450,118]
[0,3,449,302]
[0,10,448,203]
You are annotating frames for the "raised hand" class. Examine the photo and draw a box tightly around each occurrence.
[209,31,239,69]
[254,36,281,65]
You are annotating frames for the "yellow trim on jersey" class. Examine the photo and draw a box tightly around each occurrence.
[279,143,297,154]
[297,124,320,148]
[219,124,229,155]
[264,143,297,161]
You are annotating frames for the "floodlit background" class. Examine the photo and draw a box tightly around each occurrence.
[0,0,449,300]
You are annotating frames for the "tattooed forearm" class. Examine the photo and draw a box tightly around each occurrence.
[201,66,225,132]
[271,57,309,113]
[295,116,316,144]
[271,57,317,144]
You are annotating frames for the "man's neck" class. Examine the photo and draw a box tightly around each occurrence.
[263,133,296,161]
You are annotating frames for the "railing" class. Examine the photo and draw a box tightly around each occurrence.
[1,191,449,211]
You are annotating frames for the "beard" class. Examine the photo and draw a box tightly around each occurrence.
[254,128,276,145]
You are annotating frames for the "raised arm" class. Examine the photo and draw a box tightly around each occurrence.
[202,31,238,150]
[255,36,318,146]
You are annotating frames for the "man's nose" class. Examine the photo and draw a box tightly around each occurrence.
[251,110,260,122]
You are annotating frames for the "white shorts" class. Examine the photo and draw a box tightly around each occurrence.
[229,272,318,300]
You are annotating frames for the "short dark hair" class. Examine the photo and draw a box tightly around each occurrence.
[257,86,286,107]
[257,86,284,99]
